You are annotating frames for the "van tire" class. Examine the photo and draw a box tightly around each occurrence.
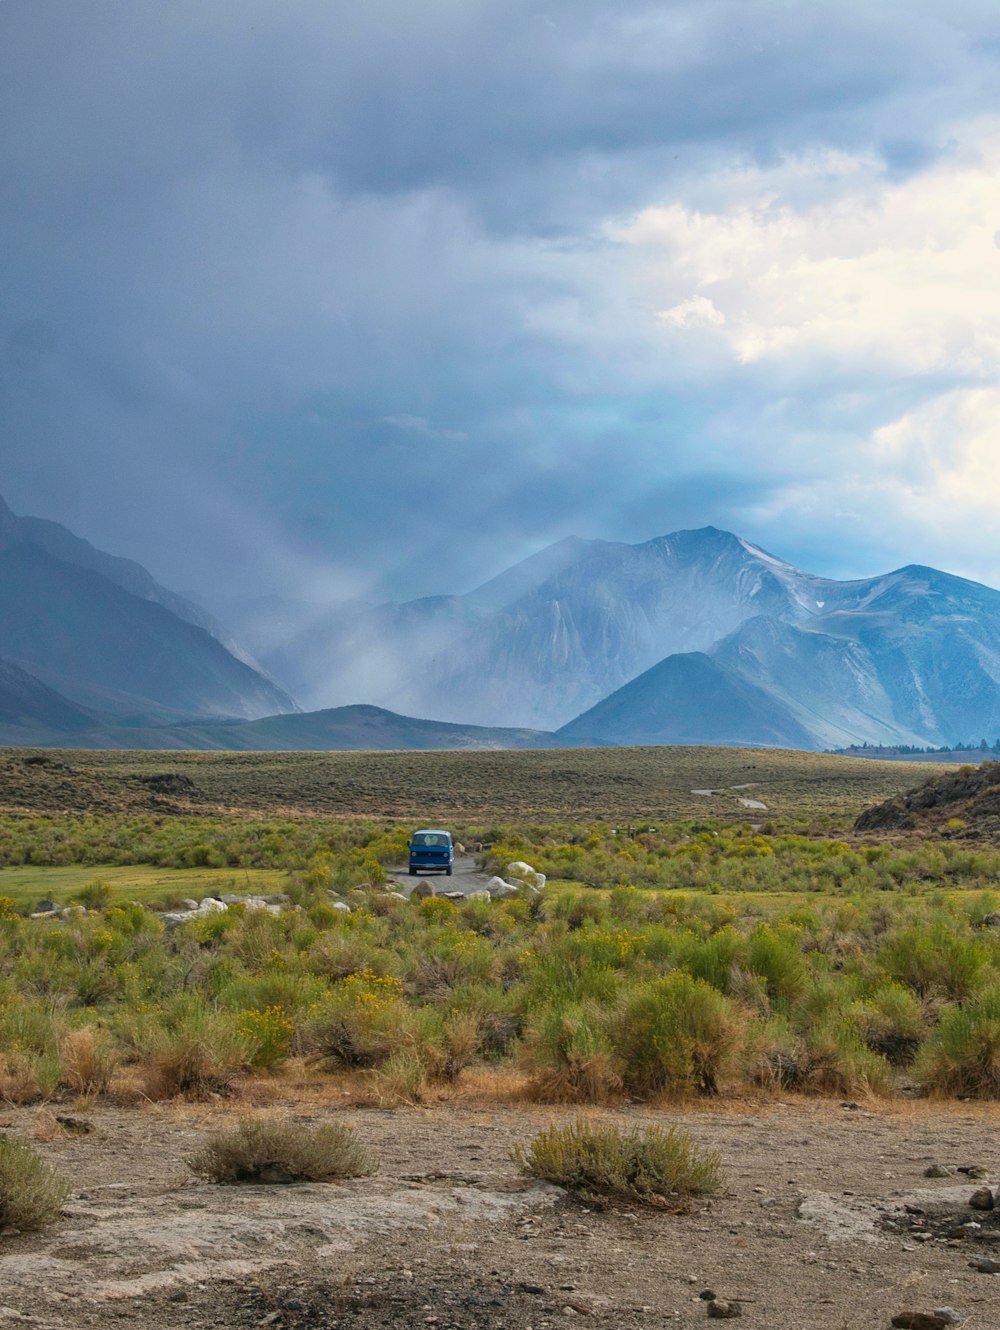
[408,867,416,876]
[446,865,453,876]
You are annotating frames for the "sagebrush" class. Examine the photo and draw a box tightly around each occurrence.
[514,1119,722,1207]
[187,1116,375,1183]
[0,1135,68,1230]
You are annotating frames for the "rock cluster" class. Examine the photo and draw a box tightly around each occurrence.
[160,894,287,928]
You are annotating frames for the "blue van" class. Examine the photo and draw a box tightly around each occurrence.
[408,829,454,876]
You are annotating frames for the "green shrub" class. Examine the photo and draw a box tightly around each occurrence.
[612,972,738,1096]
[0,999,65,1102]
[879,924,988,1000]
[238,1006,295,1071]
[141,1004,249,1099]
[307,930,397,982]
[364,1050,432,1107]
[0,1136,68,1230]
[0,1048,63,1104]
[187,1116,375,1183]
[72,880,113,910]
[305,972,415,1068]
[850,982,924,1064]
[917,986,1000,1098]
[797,1023,892,1096]
[406,928,497,994]
[741,1014,804,1090]
[747,924,807,1008]
[219,971,328,1040]
[676,927,745,993]
[522,1002,620,1103]
[437,982,521,1061]
[514,1119,721,1207]
[742,1014,891,1095]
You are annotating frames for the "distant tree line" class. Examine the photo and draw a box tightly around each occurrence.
[834,739,1000,757]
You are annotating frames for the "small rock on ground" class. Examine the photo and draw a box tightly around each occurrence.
[707,1301,741,1319]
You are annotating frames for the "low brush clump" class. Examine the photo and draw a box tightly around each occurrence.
[187,1116,375,1184]
[916,986,1000,1098]
[0,1135,68,1230]
[514,1118,722,1208]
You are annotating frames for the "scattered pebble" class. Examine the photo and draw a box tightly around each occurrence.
[706,1301,741,1319]
[969,1256,1000,1273]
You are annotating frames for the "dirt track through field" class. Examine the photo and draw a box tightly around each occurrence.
[385,855,492,896]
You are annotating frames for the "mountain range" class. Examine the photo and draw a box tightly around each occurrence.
[236,526,1000,750]
[2,492,1000,752]
[0,494,292,727]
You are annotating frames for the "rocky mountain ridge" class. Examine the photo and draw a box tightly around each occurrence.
[246,528,1000,750]
[4,498,1000,752]
[0,497,294,725]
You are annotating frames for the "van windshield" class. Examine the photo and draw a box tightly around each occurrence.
[412,832,449,847]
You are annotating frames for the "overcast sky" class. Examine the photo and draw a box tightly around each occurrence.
[3,0,1000,609]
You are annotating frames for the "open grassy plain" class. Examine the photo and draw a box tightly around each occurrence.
[0,864,288,910]
[0,743,948,820]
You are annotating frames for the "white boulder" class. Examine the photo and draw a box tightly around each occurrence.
[505,861,546,890]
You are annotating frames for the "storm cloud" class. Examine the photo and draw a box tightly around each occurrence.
[3,0,1000,611]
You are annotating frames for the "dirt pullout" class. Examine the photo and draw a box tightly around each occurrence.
[2,1099,1000,1330]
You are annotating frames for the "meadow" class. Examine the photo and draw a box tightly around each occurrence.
[0,738,999,1107]
[0,743,946,820]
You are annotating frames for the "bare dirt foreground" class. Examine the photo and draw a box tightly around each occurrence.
[3,1099,1000,1330]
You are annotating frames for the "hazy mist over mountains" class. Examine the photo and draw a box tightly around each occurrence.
[3,492,1000,754]
[6,3,1000,760]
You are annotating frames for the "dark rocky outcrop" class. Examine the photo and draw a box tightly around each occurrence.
[855,761,1000,835]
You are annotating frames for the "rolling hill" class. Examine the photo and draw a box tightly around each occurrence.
[0,656,96,734]
[0,496,294,723]
[0,703,564,752]
[558,651,815,748]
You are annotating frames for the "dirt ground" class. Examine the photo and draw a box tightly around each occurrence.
[2,1094,999,1330]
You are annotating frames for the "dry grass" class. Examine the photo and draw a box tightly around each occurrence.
[60,1028,120,1096]
[514,1118,722,1208]
[31,1111,62,1142]
[0,1135,68,1230]
[187,1114,375,1183]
